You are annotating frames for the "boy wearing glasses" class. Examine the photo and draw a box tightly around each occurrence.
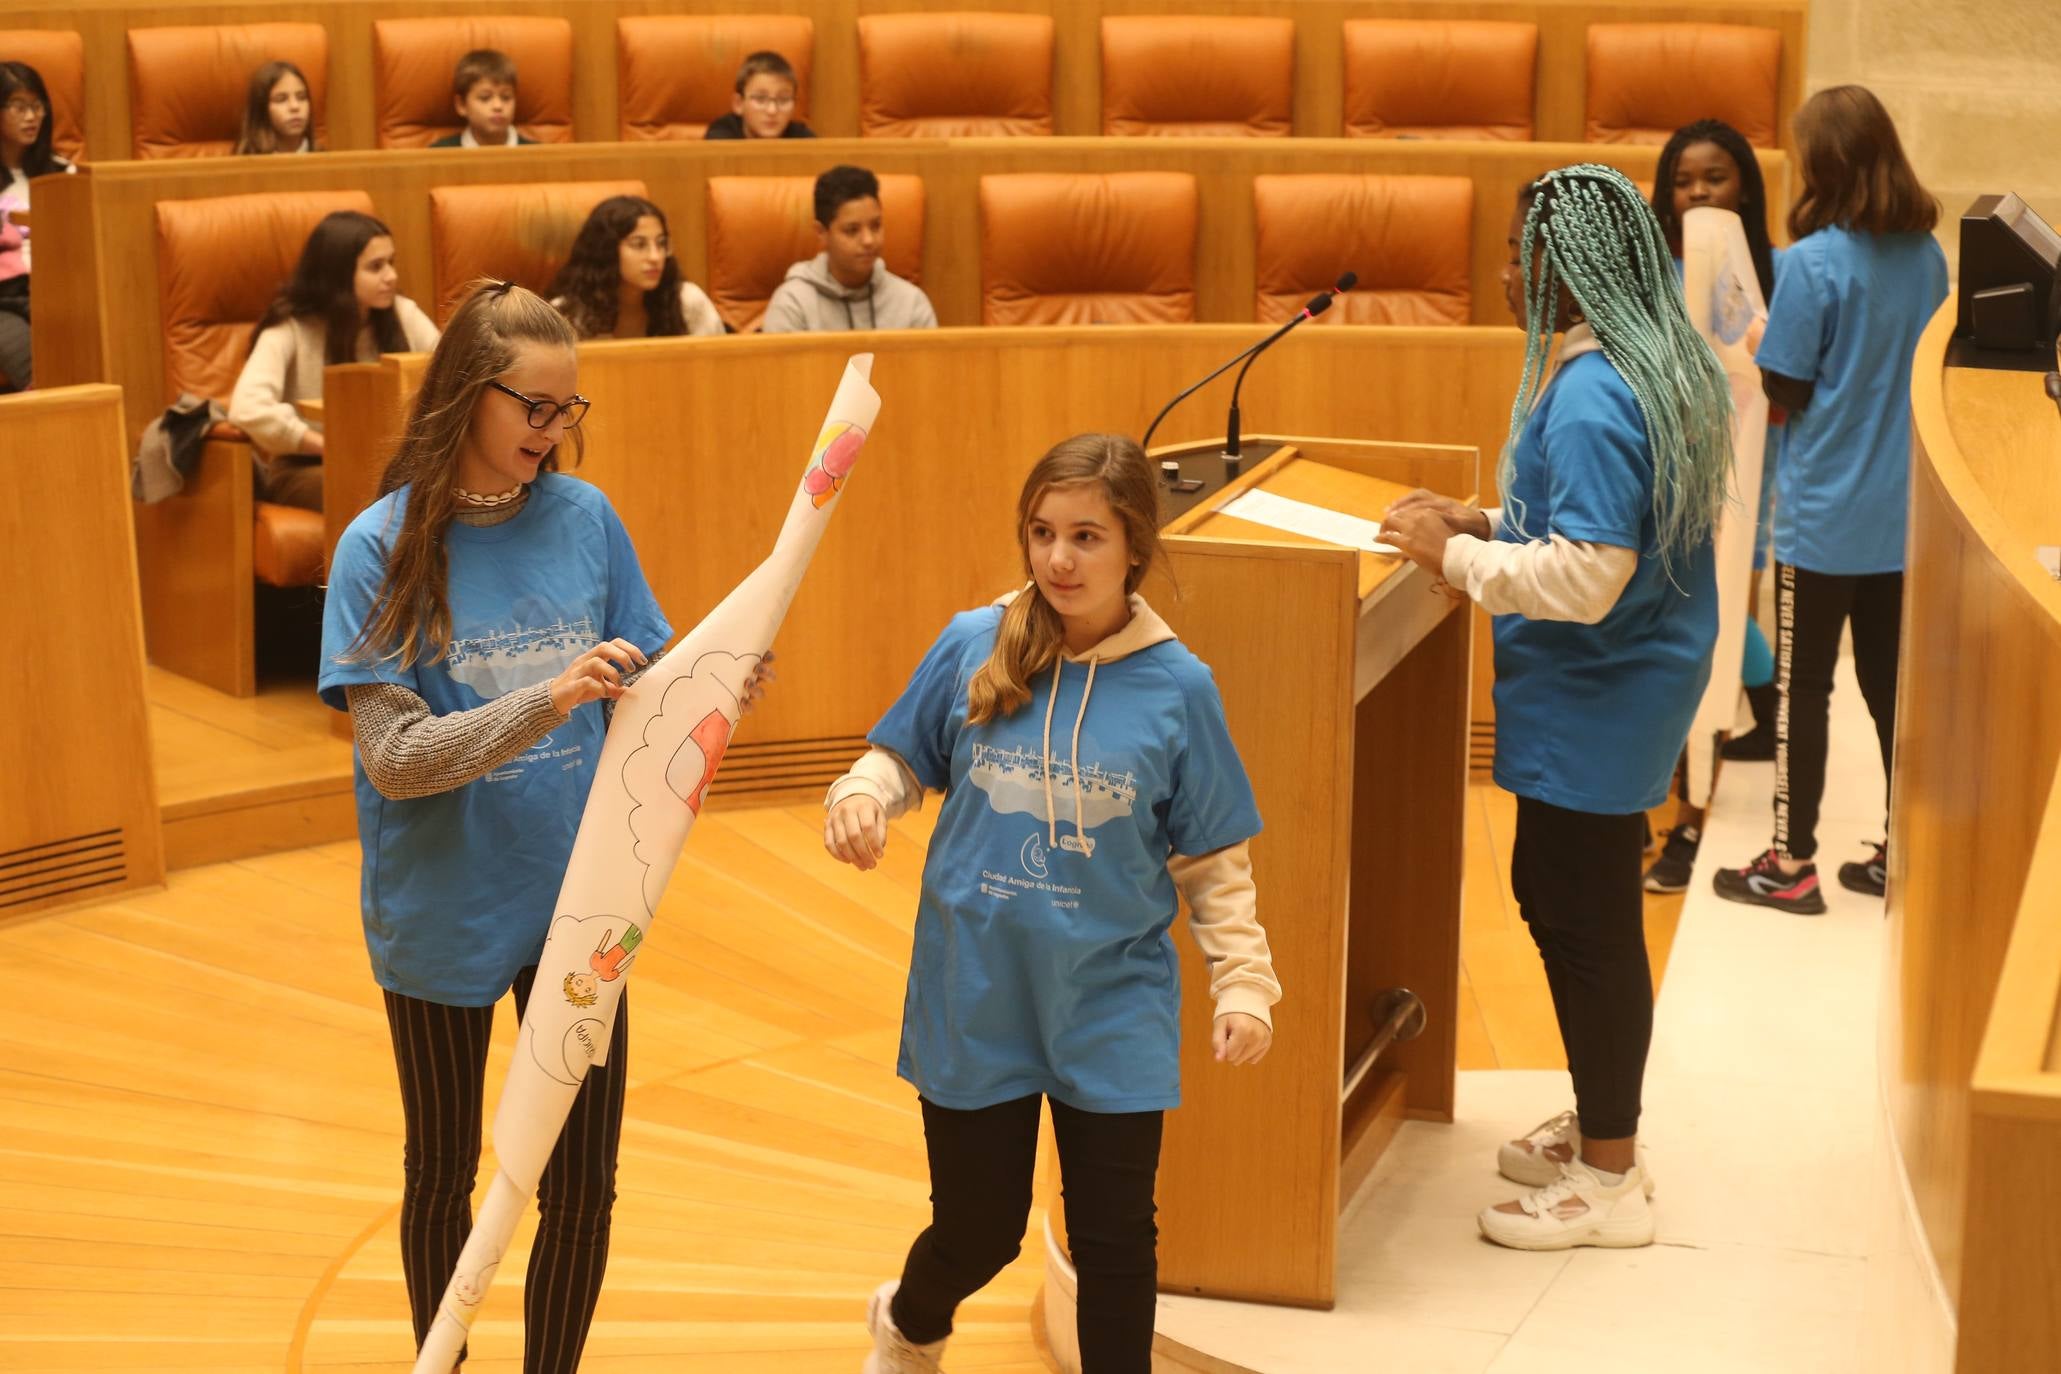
[703,52,815,140]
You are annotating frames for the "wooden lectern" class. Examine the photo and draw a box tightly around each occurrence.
[1043,434,1475,1340]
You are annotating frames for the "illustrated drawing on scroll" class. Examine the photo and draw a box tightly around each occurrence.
[408,354,883,1374]
[1681,206,1770,807]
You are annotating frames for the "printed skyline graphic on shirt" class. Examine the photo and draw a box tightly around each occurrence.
[446,615,597,699]
[967,742,1137,829]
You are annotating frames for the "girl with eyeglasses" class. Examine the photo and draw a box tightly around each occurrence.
[230,210,440,508]
[320,281,760,1371]
[0,61,76,389]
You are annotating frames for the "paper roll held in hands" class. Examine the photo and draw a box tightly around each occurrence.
[1680,207,1770,807]
[408,354,883,1374]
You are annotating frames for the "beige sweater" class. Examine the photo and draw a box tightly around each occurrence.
[229,297,441,457]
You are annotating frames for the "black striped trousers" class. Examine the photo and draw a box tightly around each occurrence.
[382,965,628,1372]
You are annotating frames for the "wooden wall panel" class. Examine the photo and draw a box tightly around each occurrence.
[1890,304,2061,1368]
[0,0,1806,160]
[0,385,165,916]
[324,327,1523,751]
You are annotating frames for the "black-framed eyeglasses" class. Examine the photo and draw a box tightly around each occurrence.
[489,379,590,430]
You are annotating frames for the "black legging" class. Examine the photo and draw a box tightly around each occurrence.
[382,966,627,1373]
[893,1093,1163,1372]
[1774,562,1902,861]
[1511,796,1651,1141]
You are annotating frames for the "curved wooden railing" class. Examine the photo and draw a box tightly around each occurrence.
[1892,303,2061,1370]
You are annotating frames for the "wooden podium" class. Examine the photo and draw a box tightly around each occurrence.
[1042,434,1475,1347]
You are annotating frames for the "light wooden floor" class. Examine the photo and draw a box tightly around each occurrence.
[0,678,1684,1372]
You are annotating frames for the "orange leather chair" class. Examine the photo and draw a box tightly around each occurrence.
[1585,24,1782,147]
[429,179,650,323]
[1253,175,1472,326]
[373,16,574,148]
[704,175,926,333]
[617,15,814,141]
[141,189,375,694]
[0,29,86,162]
[1343,20,1537,141]
[980,172,1196,326]
[1099,16,1292,137]
[857,13,1053,137]
[128,23,328,159]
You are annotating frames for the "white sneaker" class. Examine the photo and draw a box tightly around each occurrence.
[863,1280,948,1374]
[1497,1110,1656,1197]
[1478,1159,1656,1251]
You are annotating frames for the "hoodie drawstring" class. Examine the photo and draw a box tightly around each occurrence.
[1038,655,1100,853]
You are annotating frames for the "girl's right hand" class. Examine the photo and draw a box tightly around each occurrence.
[825,795,888,871]
[549,639,648,715]
[1385,489,1491,541]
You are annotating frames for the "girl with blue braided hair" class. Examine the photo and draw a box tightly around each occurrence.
[1382,163,1732,1250]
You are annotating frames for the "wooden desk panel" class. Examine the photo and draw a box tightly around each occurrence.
[319,327,1521,765]
[0,0,1804,160]
[1893,307,2061,1370]
[0,385,165,916]
[33,138,1787,445]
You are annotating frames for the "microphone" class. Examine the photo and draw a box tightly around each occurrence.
[1222,271,1356,474]
[1140,272,1357,477]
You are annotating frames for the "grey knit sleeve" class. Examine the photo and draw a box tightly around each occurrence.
[345,680,571,801]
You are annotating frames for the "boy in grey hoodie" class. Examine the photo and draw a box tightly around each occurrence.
[763,165,938,333]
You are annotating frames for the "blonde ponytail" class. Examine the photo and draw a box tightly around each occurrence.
[967,583,1067,725]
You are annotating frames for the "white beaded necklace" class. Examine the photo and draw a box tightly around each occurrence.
[453,483,526,508]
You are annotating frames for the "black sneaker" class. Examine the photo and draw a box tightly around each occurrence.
[1838,844,1888,897]
[1643,825,1702,893]
[1713,848,1828,915]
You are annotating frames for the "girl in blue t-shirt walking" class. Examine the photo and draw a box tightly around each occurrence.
[824,434,1282,1372]
[1383,165,1733,1250]
[1714,86,1947,915]
[320,282,745,1371]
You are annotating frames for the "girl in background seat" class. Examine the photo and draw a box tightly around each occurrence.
[548,194,725,340]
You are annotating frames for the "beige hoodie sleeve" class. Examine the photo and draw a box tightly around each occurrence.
[228,321,310,455]
[824,746,926,818]
[1169,841,1281,1028]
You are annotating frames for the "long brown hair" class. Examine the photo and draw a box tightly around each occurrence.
[1789,85,1938,239]
[234,60,317,155]
[966,433,1164,725]
[343,280,582,668]
[248,211,405,365]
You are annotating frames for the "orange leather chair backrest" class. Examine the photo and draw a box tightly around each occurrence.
[1585,23,1782,148]
[617,15,815,141]
[857,12,1053,137]
[1099,16,1293,137]
[1253,174,1473,326]
[0,29,87,162]
[429,179,650,324]
[980,172,1196,326]
[705,174,926,332]
[155,189,377,404]
[373,16,574,148]
[1343,20,1537,141]
[128,23,329,159]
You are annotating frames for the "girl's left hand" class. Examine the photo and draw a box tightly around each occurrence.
[1378,505,1455,578]
[1213,1012,1273,1067]
[740,651,777,715]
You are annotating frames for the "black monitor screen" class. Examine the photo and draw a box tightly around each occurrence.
[1954,193,2060,369]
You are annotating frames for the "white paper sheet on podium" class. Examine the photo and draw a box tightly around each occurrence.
[1220,488,1400,554]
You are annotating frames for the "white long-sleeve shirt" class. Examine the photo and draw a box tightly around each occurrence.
[228,296,441,457]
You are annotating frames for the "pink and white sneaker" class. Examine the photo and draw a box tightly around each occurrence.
[1498,1111,1656,1196]
[1479,1158,1656,1251]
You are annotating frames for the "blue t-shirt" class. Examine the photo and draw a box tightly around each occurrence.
[318,474,672,1006]
[1492,351,1718,815]
[870,608,1262,1114]
[1756,226,1948,574]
